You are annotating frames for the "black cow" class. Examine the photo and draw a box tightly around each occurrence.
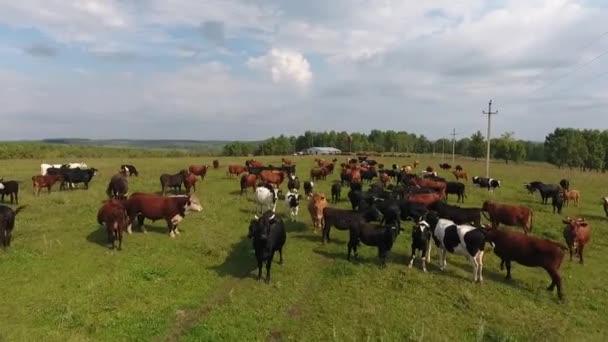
[429,201,481,226]
[398,200,428,221]
[0,180,19,204]
[1,205,26,248]
[525,181,561,204]
[559,179,570,191]
[106,174,128,199]
[160,170,188,195]
[303,181,314,198]
[409,221,433,272]
[322,207,370,244]
[446,182,466,203]
[248,210,286,283]
[340,172,353,185]
[347,222,402,267]
[61,168,98,190]
[552,191,564,214]
[287,175,300,192]
[120,164,139,177]
[472,176,501,191]
[361,170,378,183]
[331,183,342,204]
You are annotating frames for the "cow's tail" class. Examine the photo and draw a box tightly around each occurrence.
[14,205,27,216]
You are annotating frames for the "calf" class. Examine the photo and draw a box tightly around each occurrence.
[552,192,564,214]
[254,183,278,215]
[429,201,481,226]
[106,174,128,199]
[347,222,401,267]
[452,170,468,181]
[308,193,328,232]
[120,164,139,177]
[240,174,258,195]
[331,183,342,204]
[125,193,202,237]
[160,170,188,195]
[32,174,63,195]
[564,190,580,207]
[482,200,533,234]
[483,228,566,300]
[97,199,128,250]
[562,217,590,264]
[0,205,26,248]
[409,220,432,272]
[445,181,466,203]
[0,180,19,204]
[417,213,486,282]
[248,211,286,283]
[284,190,301,221]
[303,181,314,198]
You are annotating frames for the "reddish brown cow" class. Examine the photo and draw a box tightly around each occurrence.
[409,178,446,195]
[97,199,129,250]
[259,170,285,187]
[281,158,293,165]
[188,165,209,180]
[227,165,246,178]
[563,190,580,207]
[310,167,328,181]
[452,170,468,181]
[125,193,202,237]
[308,193,328,232]
[247,160,264,168]
[351,169,362,184]
[406,192,443,206]
[482,201,533,234]
[184,173,198,194]
[32,174,63,196]
[483,228,566,300]
[240,174,258,195]
[562,217,591,264]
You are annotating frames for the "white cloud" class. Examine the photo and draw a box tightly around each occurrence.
[247,48,312,87]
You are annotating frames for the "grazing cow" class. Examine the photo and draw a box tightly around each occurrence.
[417,214,486,282]
[439,163,451,170]
[160,170,188,195]
[524,182,561,204]
[125,193,202,237]
[452,170,468,181]
[106,174,128,199]
[184,173,198,194]
[188,165,209,181]
[254,183,278,215]
[303,181,314,198]
[32,174,63,196]
[445,181,466,203]
[455,165,463,171]
[347,222,401,267]
[259,170,285,188]
[482,201,533,234]
[472,176,501,192]
[227,165,246,178]
[562,217,590,264]
[409,220,432,272]
[287,174,300,192]
[120,164,139,177]
[559,179,570,191]
[483,228,566,300]
[429,201,481,226]
[0,180,19,204]
[248,210,286,283]
[552,191,564,214]
[60,168,98,190]
[564,190,580,207]
[322,207,367,244]
[240,174,258,195]
[0,205,26,248]
[331,183,342,204]
[284,190,301,221]
[97,199,128,250]
[308,193,328,232]
[310,167,328,181]
[213,160,220,169]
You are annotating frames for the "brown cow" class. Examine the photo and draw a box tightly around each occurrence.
[184,173,198,194]
[563,190,580,207]
[351,169,362,184]
[227,165,246,178]
[240,174,258,195]
[213,160,220,169]
[452,170,468,181]
[259,170,285,187]
[406,192,443,206]
[189,165,209,181]
[562,217,591,264]
[409,178,446,195]
[97,199,129,250]
[32,174,63,196]
[483,227,566,300]
[281,158,293,165]
[482,201,533,234]
[308,193,328,232]
[125,193,202,237]
[246,159,264,168]
[310,167,328,181]
[413,160,420,168]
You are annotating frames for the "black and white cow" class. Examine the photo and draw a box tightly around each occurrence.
[120,164,139,177]
[287,174,300,192]
[284,190,300,221]
[472,176,501,192]
[409,221,432,272]
[303,181,314,198]
[254,183,278,215]
[416,213,486,282]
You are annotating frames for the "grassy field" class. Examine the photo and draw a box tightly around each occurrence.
[0,155,607,341]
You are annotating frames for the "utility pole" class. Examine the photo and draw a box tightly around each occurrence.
[482,100,498,178]
[450,128,458,165]
[441,139,445,162]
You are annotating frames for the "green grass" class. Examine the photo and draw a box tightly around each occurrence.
[0,156,607,341]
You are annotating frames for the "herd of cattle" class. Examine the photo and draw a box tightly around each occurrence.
[0,156,601,301]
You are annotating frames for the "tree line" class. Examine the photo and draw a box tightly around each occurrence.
[544,128,608,171]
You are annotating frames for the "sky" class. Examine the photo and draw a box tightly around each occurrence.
[1,0,608,141]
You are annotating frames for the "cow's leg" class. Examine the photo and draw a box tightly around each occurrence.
[257,256,263,282]
[421,247,428,273]
[568,243,573,261]
[265,251,275,283]
[278,247,283,265]
[408,244,415,268]
[117,228,122,251]
[505,260,512,279]
[578,245,585,264]
[138,215,146,233]
[439,249,446,270]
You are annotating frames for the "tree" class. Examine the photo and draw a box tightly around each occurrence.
[468,131,485,160]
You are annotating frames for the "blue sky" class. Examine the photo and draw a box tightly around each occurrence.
[0,0,607,141]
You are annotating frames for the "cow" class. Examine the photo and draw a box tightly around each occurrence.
[408,178,446,196]
[284,190,301,221]
[246,159,264,168]
[552,191,564,214]
[452,170,468,181]
[303,181,314,198]
[287,174,300,192]
[347,222,401,267]
[281,158,293,165]
[406,192,444,207]
[106,174,128,199]
[308,193,328,232]
[409,220,433,272]
[310,167,328,181]
[248,210,286,283]
[559,179,570,191]
[227,165,246,178]
[472,176,501,192]
[439,163,451,170]
[445,182,466,203]
[213,160,220,169]
[160,170,188,195]
[0,205,26,248]
[40,162,87,175]
[60,168,98,190]
[32,174,63,196]
[481,201,533,234]
[429,201,481,226]
[254,183,278,215]
[340,171,353,185]
[259,170,285,188]
[562,217,590,264]
[125,193,202,237]
[184,173,198,194]
[417,213,486,282]
[482,227,566,300]
[188,165,209,181]
[120,164,139,177]
[564,190,580,207]
[455,165,463,171]
[0,180,19,204]
[322,207,367,244]
[524,182,561,204]
[361,170,378,183]
[240,174,258,195]
[603,197,608,217]
[97,199,128,250]
[331,183,342,204]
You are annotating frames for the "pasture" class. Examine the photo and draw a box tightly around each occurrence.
[0,156,607,341]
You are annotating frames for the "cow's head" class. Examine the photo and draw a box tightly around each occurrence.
[186,195,203,212]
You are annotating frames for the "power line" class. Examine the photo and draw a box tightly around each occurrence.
[482,100,498,179]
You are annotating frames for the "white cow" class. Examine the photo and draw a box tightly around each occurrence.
[254,184,278,215]
[284,190,301,221]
